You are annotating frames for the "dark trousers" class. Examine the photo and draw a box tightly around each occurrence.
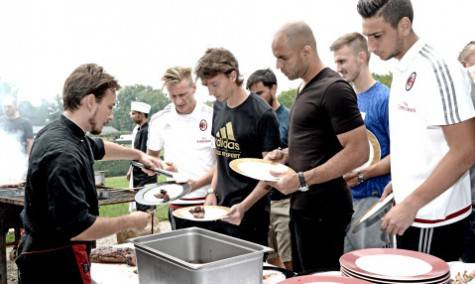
[290,208,352,275]
[462,209,475,262]
[397,217,469,262]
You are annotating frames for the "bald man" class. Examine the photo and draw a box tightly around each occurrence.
[267,22,369,273]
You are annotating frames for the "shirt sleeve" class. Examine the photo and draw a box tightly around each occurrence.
[419,60,475,126]
[147,115,164,151]
[45,153,97,239]
[88,136,106,160]
[323,81,364,134]
[257,109,281,153]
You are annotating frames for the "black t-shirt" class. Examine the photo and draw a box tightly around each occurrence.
[212,93,280,208]
[288,68,364,211]
[0,116,34,153]
[132,122,156,186]
[21,115,105,250]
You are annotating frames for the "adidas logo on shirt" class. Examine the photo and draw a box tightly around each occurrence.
[215,122,240,151]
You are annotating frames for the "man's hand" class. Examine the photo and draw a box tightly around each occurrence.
[128,211,152,230]
[223,203,245,225]
[267,170,299,195]
[381,201,418,236]
[343,171,358,188]
[265,148,288,164]
[380,182,393,201]
[204,192,217,206]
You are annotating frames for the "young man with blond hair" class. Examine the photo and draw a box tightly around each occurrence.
[195,48,280,246]
[330,32,391,252]
[147,66,215,229]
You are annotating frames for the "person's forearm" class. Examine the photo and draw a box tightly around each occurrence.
[240,182,270,212]
[192,164,215,190]
[102,141,143,161]
[306,127,368,185]
[71,215,136,241]
[362,155,391,180]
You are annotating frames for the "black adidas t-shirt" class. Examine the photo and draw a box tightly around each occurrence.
[212,93,280,208]
[288,68,364,211]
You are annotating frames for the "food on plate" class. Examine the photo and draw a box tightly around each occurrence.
[189,206,205,219]
[90,246,137,266]
[453,270,475,284]
[154,189,170,201]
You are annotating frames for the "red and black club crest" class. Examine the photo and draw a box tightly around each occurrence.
[199,119,208,131]
[405,72,417,91]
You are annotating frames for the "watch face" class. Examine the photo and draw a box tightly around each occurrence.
[298,185,309,192]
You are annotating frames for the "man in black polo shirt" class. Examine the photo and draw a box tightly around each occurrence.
[268,22,369,273]
[16,63,160,284]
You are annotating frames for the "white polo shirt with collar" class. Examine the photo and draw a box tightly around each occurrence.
[147,102,215,205]
[390,39,475,228]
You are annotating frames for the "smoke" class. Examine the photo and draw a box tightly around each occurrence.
[0,128,28,185]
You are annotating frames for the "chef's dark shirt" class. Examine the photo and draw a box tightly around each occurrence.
[21,115,105,250]
[132,121,156,186]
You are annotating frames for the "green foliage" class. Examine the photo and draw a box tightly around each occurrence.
[278,88,298,109]
[111,85,170,131]
[94,160,131,177]
[373,73,393,87]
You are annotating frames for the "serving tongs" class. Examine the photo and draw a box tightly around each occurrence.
[131,161,186,183]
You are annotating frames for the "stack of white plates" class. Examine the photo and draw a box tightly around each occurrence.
[340,248,450,284]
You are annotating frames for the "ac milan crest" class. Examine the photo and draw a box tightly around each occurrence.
[199,119,208,131]
[405,72,417,91]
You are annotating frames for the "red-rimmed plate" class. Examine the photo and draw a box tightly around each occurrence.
[341,266,450,284]
[340,249,449,281]
[279,275,371,284]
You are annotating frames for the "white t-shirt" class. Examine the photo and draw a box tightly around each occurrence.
[390,39,475,228]
[147,102,215,205]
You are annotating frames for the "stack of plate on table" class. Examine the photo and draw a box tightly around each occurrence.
[339,248,450,284]
[279,274,371,283]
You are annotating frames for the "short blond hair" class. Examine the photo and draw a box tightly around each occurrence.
[161,66,193,87]
[330,32,370,63]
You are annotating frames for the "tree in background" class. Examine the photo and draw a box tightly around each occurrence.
[111,84,169,131]
[373,73,392,87]
[278,88,297,109]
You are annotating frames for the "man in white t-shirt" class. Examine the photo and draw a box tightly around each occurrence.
[357,0,475,261]
[147,66,215,229]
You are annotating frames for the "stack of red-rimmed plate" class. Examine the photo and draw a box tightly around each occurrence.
[340,248,450,284]
[279,274,371,283]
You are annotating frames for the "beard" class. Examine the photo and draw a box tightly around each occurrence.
[88,108,103,135]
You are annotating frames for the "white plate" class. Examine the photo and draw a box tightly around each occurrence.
[172,205,231,222]
[262,270,286,284]
[354,130,381,172]
[142,183,185,203]
[229,158,294,182]
[354,193,394,228]
[355,254,432,277]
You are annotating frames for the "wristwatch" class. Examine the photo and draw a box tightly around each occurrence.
[357,171,365,184]
[297,172,309,192]
[206,188,215,196]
